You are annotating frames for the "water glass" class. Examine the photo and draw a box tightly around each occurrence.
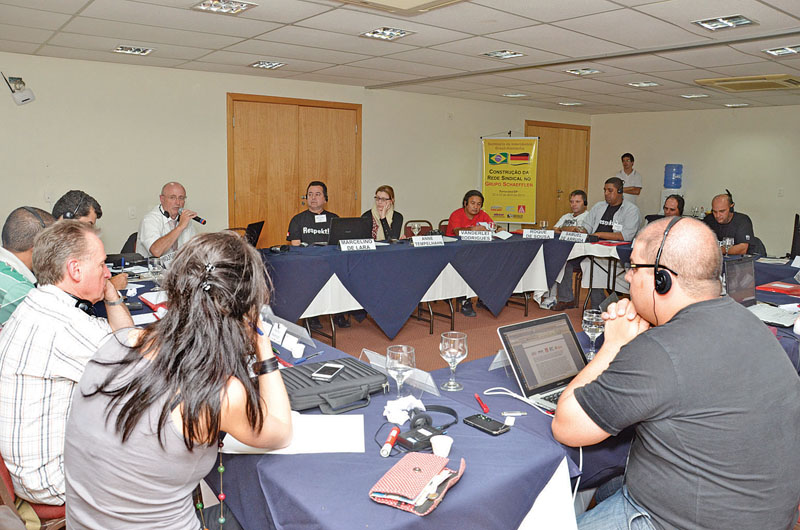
[439,331,468,391]
[410,222,421,237]
[147,257,165,291]
[540,220,549,230]
[582,309,604,360]
[386,345,415,398]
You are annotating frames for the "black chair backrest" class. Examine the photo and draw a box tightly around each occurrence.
[120,232,137,254]
[790,213,800,258]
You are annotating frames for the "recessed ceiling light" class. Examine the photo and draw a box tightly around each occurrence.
[558,102,583,106]
[483,50,524,59]
[192,0,257,14]
[565,68,601,76]
[250,61,286,69]
[360,27,414,40]
[724,103,749,107]
[763,45,800,57]
[628,81,660,88]
[113,45,154,56]
[680,93,709,99]
[502,93,527,98]
[693,14,755,31]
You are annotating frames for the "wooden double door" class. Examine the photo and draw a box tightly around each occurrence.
[227,94,362,247]
[524,120,590,227]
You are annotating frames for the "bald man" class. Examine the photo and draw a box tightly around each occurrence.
[702,193,754,255]
[137,182,199,258]
[553,218,800,530]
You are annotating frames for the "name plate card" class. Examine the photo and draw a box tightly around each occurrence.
[339,239,376,251]
[460,231,493,242]
[412,235,444,247]
[559,231,588,243]
[522,229,555,240]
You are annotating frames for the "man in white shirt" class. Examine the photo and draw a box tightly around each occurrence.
[615,152,642,206]
[554,190,588,232]
[0,221,133,505]
[549,191,589,310]
[136,181,199,258]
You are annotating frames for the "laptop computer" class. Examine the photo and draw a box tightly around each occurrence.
[497,314,589,411]
[723,255,798,327]
[243,221,264,247]
[327,217,372,245]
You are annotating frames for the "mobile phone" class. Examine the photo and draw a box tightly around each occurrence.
[463,413,510,436]
[311,363,344,382]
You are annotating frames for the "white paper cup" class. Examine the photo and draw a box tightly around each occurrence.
[430,435,453,458]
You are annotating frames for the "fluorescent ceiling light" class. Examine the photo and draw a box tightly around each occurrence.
[558,102,583,106]
[693,14,754,31]
[680,94,709,99]
[483,50,524,59]
[360,27,414,40]
[628,81,660,88]
[565,68,601,76]
[192,0,257,14]
[502,93,527,98]
[724,103,749,107]
[113,45,154,56]
[250,61,286,69]
[763,45,800,57]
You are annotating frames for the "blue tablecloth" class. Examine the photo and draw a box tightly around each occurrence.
[754,260,799,287]
[261,237,575,339]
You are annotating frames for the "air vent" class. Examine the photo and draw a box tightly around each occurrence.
[695,74,800,92]
[336,0,465,15]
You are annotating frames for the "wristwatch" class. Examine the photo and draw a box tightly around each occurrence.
[252,357,280,376]
[106,297,124,306]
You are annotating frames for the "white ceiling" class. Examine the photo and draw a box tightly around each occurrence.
[2,0,800,114]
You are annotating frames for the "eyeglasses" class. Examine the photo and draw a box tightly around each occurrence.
[374,196,391,202]
[624,262,679,276]
[163,195,187,201]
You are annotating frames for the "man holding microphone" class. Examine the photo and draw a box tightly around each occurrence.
[137,181,202,258]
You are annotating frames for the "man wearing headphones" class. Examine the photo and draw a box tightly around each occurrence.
[52,190,103,226]
[552,218,800,530]
[0,221,133,507]
[554,190,589,233]
[287,181,339,246]
[137,181,199,258]
[0,207,54,327]
[445,190,493,237]
[703,192,754,255]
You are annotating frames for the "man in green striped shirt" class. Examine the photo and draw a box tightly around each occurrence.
[0,207,54,327]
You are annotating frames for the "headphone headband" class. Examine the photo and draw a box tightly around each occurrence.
[63,194,85,220]
[654,216,682,295]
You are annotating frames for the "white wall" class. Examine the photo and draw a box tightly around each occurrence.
[0,51,588,251]
[589,105,800,254]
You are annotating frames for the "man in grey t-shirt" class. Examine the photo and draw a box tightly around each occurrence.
[552,217,800,530]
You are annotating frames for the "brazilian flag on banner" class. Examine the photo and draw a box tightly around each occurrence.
[488,152,508,165]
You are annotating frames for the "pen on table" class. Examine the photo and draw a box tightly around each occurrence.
[295,351,323,365]
[474,393,489,413]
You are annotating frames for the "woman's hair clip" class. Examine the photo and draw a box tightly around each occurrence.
[201,281,211,292]
[204,263,216,273]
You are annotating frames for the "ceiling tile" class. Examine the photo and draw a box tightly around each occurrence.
[258,25,416,55]
[431,36,566,65]
[0,22,53,43]
[488,24,631,56]
[729,36,800,58]
[736,92,800,104]
[0,0,86,14]
[419,78,499,90]
[37,45,187,67]
[597,73,687,90]
[548,78,632,94]
[134,0,333,24]
[471,0,619,23]
[81,0,281,38]
[389,85,452,95]
[761,0,800,18]
[285,72,372,85]
[198,50,333,72]
[312,64,420,82]
[555,9,708,49]
[540,61,633,77]
[62,17,244,49]
[657,46,758,68]
[47,33,212,61]
[0,3,70,30]
[176,61,297,78]
[594,54,695,73]
[227,39,370,64]
[650,67,737,83]
[406,2,538,34]
[0,39,40,54]
[516,84,594,97]
[295,7,470,47]
[709,61,800,77]
[492,68,576,83]
[346,56,464,76]
[386,48,507,70]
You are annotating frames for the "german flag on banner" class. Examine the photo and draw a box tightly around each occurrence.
[509,152,530,165]
[488,152,508,165]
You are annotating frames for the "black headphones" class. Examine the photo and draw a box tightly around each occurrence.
[654,216,682,295]
[160,205,171,219]
[409,405,458,431]
[725,188,734,213]
[22,207,46,229]
[68,293,96,316]
[63,194,85,220]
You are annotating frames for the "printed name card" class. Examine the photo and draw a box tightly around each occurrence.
[522,229,554,240]
[339,239,376,252]
[559,231,588,243]
[459,231,493,242]
[412,235,444,247]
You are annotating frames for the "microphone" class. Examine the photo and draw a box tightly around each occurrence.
[178,208,206,225]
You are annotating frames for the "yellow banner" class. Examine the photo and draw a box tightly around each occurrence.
[482,137,537,223]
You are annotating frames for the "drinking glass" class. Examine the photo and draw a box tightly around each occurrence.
[439,331,468,391]
[147,257,165,291]
[386,345,415,398]
[582,309,604,360]
[722,237,735,254]
[410,222,421,237]
[540,220,549,230]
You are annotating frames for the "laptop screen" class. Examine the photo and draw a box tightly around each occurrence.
[327,217,372,245]
[723,256,756,307]
[497,314,587,398]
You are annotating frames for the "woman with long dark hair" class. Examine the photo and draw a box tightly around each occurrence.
[64,231,292,529]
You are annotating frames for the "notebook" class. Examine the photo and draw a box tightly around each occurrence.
[497,314,589,411]
[327,217,372,245]
[723,256,799,327]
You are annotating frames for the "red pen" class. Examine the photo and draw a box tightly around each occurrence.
[474,393,489,413]
[380,426,401,457]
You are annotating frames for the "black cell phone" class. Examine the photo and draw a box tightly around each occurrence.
[311,362,344,382]
[125,301,143,311]
[463,413,510,436]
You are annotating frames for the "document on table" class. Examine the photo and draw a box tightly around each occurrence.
[221,411,365,455]
[132,313,158,325]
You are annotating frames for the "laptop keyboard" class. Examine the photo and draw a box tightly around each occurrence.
[749,304,799,327]
[541,389,564,404]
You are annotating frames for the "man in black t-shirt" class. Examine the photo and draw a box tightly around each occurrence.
[702,193,754,255]
[287,181,339,246]
[552,218,800,530]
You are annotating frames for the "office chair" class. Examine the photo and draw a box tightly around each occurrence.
[0,452,65,529]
